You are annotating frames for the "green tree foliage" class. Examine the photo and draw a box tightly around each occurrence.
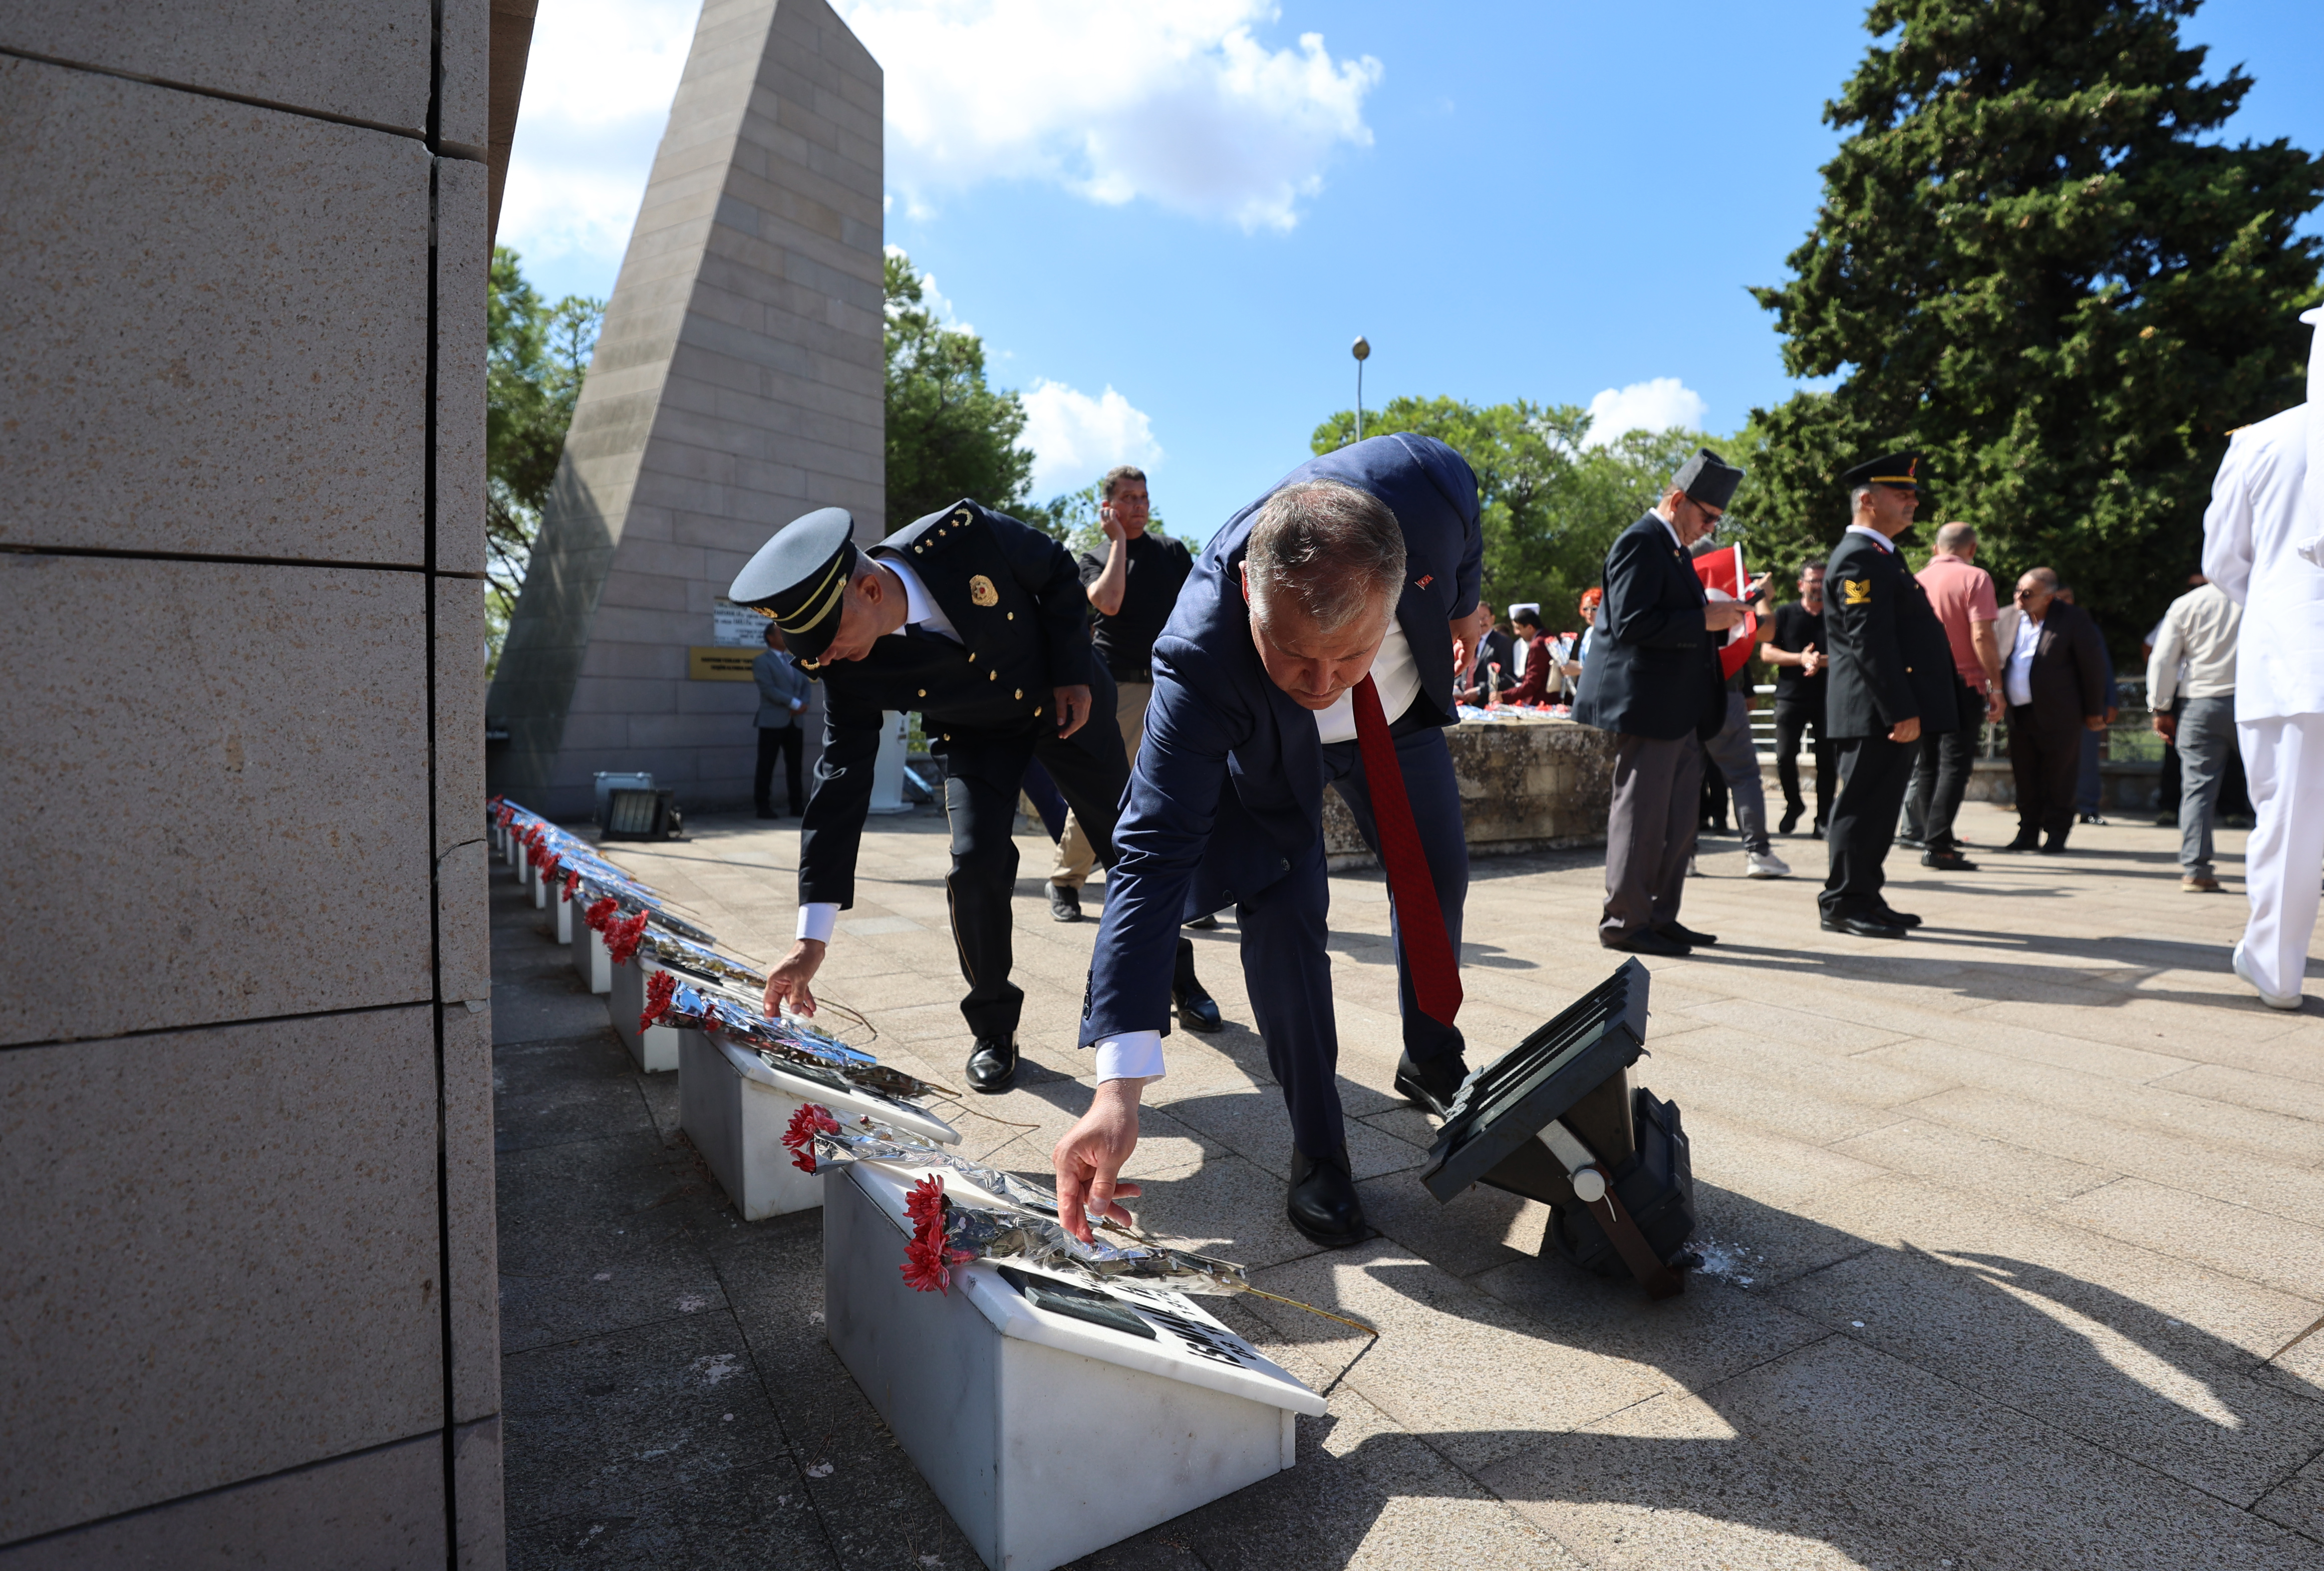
[486,247,602,660]
[885,250,1036,530]
[1311,398,1746,628]
[1750,0,2322,650]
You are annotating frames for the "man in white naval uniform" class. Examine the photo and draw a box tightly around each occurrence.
[2202,306,2324,1010]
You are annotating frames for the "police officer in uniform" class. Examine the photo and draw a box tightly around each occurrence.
[730,502,1129,1093]
[1820,453,1958,938]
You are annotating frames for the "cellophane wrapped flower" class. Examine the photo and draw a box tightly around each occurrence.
[782,1103,841,1172]
[606,910,652,965]
[900,1174,975,1293]
[562,868,581,902]
[640,968,679,1032]
[584,896,620,933]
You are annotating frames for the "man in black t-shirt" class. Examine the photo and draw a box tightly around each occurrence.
[1049,465,1197,919]
[1760,561,1834,836]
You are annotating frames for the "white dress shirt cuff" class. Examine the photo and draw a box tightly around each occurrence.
[796,902,838,943]
[1094,1031,1166,1084]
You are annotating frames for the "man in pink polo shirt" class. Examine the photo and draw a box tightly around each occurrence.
[1900,521,2003,871]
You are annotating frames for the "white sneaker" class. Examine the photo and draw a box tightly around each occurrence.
[1746,850,1791,879]
[2232,941,2303,1011]
[1687,855,1700,878]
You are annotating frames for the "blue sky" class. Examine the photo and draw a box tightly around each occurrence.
[504,0,2324,546]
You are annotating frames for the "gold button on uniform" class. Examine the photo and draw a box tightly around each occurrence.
[1007,612,1014,621]
[989,671,997,681]
[1014,689,1023,699]
[1033,706,1042,716]
[917,688,927,697]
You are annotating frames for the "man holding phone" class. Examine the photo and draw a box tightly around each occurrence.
[729,501,1129,1095]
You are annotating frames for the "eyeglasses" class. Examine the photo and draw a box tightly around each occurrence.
[2013,587,2045,600]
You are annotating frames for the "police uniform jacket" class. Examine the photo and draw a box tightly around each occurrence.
[1822,530,1958,740]
[1570,512,1723,740]
[1078,434,1483,1046]
[799,500,1100,907]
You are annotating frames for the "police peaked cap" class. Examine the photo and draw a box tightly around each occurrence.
[729,507,862,664]
[1670,448,1745,510]
[1841,452,1926,491]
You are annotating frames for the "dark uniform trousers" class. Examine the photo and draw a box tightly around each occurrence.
[941,670,1126,1040]
[755,724,804,814]
[1772,701,1832,830]
[1238,714,1466,1159]
[1902,675,1987,849]
[1823,734,1917,918]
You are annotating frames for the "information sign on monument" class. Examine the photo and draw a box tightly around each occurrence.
[713,598,766,647]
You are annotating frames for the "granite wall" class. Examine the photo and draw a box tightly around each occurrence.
[1322,721,1619,867]
[1,4,507,1564]
[486,0,884,822]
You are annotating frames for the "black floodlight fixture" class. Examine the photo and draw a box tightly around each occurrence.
[604,787,683,841]
[1419,959,1697,1299]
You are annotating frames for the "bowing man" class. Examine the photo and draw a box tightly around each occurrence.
[1572,449,1746,956]
[731,503,1140,1095]
[1052,435,1490,1249]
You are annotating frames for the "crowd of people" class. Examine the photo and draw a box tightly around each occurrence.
[719,304,2313,1244]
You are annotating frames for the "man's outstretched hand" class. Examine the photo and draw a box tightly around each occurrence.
[764,938,825,1017]
[1054,1078,1145,1242]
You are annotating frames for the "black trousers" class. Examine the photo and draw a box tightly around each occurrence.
[1821,733,1915,918]
[941,692,1128,1040]
[1903,677,1985,850]
[755,725,804,814]
[1773,700,1832,829]
[2006,707,2082,842]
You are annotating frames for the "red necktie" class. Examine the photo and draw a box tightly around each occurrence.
[1350,675,1463,1026]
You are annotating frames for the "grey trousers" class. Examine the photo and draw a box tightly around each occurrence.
[2176,695,2235,879]
[1699,691,1771,854]
[1601,731,1703,942]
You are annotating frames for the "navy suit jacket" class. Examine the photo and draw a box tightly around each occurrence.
[1570,511,1724,741]
[1078,434,1483,1046]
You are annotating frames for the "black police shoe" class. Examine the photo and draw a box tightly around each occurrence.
[2039,835,2071,855]
[1185,911,1220,930]
[1874,904,1923,929]
[1922,848,1978,872]
[965,1035,1018,1094]
[2001,834,2041,852]
[1394,1047,1472,1118]
[1655,920,1718,947]
[1779,807,1802,836]
[1820,909,1908,939]
[1604,927,1690,957]
[1172,938,1223,1032]
[1286,1144,1366,1248]
[1046,881,1082,923]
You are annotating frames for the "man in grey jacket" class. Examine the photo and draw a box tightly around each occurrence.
[753,624,810,818]
[2147,575,2242,893]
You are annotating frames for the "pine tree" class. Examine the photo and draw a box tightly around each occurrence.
[1750,0,2321,647]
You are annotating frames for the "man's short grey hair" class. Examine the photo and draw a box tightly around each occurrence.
[2025,567,2059,589]
[1934,521,1977,554]
[1850,484,1874,510]
[1101,464,1146,500]
[1245,480,1406,633]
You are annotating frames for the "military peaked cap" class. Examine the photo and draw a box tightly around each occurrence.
[729,507,861,663]
[1841,452,1926,491]
[1670,448,1745,510]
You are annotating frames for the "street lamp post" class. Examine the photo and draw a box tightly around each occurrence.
[1351,336,1370,444]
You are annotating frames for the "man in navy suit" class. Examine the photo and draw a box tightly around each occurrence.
[1572,449,1749,956]
[1051,435,1489,1249]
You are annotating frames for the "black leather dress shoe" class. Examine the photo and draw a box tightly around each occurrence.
[1874,905,1923,929]
[1046,882,1082,923]
[1779,807,1802,836]
[1604,927,1690,957]
[1922,849,1977,872]
[965,1035,1018,1094]
[1655,920,1718,947]
[1172,938,1223,1032]
[2001,835,2041,853]
[1393,1047,1472,1118]
[2039,837,2070,855]
[1820,910,1909,939]
[1185,911,1220,930]
[1287,1144,1366,1247]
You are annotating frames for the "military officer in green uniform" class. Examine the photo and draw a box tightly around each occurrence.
[1820,453,1958,938]
[729,502,1132,1094]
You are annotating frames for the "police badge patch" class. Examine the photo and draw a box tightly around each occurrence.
[969,574,999,607]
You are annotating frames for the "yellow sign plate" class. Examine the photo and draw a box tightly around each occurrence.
[689,646,758,682]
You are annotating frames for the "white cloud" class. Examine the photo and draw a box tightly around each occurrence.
[1019,381,1163,499]
[836,0,1383,231]
[1584,378,1710,446]
[496,0,696,268]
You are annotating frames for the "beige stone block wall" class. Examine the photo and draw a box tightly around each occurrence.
[0,6,502,1563]
[1322,721,1619,867]
[487,0,883,820]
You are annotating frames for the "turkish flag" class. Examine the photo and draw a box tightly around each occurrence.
[1694,544,1758,681]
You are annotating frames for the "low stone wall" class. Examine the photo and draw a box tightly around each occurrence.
[1325,718,1616,867]
[1756,756,2163,814]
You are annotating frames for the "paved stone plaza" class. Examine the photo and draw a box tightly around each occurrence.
[493,801,2324,1569]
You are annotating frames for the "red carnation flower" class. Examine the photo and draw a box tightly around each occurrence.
[903,1173,947,1230]
[606,910,651,966]
[584,896,619,933]
[640,968,680,1032]
[898,1174,972,1292]
[781,1103,841,1173]
[562,868,580,902]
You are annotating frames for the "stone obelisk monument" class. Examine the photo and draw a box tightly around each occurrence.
[488,0,882,818]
